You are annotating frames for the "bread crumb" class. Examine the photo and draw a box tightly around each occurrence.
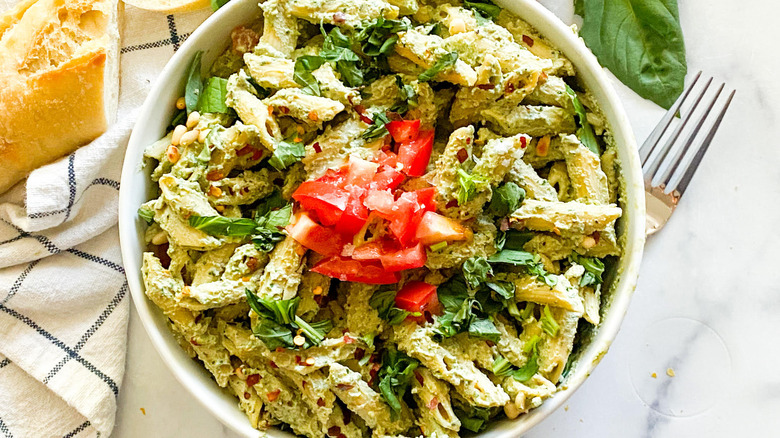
[666,368,675,377]
[651,372,657,378]
[140,407,146,415]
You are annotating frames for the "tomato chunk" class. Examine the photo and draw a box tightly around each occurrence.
[286,212,347,256]
[386,119,421,144]
[397,129,434,177]
[415,211,472,246]
[387,190,435,246]
[376,150,398,168]
[292,181,350,226]
[345,156,379,188]
[335,189,369,236]
[395,281,441,321]
[352,238,395,261]
[311,256,400,284]
[364,189,396,216]
[379,243,426,272]
[371,165,405,191]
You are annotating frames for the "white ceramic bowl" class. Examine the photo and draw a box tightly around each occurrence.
[118,1,646,436]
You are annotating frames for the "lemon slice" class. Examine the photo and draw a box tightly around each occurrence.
[122,0,210,13]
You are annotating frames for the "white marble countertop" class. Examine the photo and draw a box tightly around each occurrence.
[113,0,780,436]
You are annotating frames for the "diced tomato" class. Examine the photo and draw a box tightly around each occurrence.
[397,129,434,177]
[286,212,347,256]
[379,243,426,272]
[335,189,369,236]
[345,156,379,188]
[292,181,351,226]
[415,211,472,246]
[386,191,433,246]
[413,187,437,212]
[371,165,405,191]
[316,167,349,187]
[386,119,421,144]
[395,281,441,321]
[311,256,400,284]
[352,238,395,261]
[364,189,396,216]
[376,150,398,168]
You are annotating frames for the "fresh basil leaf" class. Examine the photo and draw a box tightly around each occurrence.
[293,56,325,96]
[253,318,295,350]
[492,355,513,376]
[211,0,230,10]
[198,76,230,114]
[357,18,408,57]
[454,407,492,433]
[185,51,203,114]
[370,287,411,325]
[456,168,487,205]
[251,229,285,253]
[496,229,535,251]
[485,280,515,300]
[138,207,155,224]
[189,215,258,237]
[389,75,418,114]
[253,190,286,220]
[436,276,470,312]
[487,182,525,217]
[575,0,687,109]
[418,51,458,83]
[361,112,391,140]
[489,249,558,287]
[512,336,540,381]
[564,85,600,154]
[468,317,500,342]
[540,305,560,336]
[463,257,492,290]
[377,349,419,414]
[268,138,305,171]
[168,108,187,131]
[196,143,211,163]
[570,253,605,287]
[464,0,500,20]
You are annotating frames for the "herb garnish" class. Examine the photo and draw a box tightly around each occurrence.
[569,253,605,287]
[488,249,558,287]
[376,348,419,415]
[245,290,332,349]
[487,182,525,217]
[418,51,458,83]
[456,168,487,205]
[138,206,155,225]
[491,335,541,382]
[268,136,305,171]
[198,77,230,114]
[565,85,600,154]
[361,112,391,140]
[188,202,291,252]
[184,51,203,114]
[369,287,413,325]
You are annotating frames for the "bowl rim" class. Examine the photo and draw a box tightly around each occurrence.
[118,0,646,436]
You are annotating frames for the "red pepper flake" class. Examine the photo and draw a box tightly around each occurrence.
[280,106,290,114]
[486,340,496,347]
[505,82,516,94]
[354,348,365,361]
[246,257,259,271]
[246,374,260,387]
[295,355,303,365]
[338,434,347,438]
[243,391,251,400]
[476,83,496,90]
[427,396,439,410]
[313,142,322,153]
[414,371,424,386]
[302,380,308,389]
[190,338,200,346]
[465,137,472,145]
[317,398,326,407]
[355,105,373,124]
[267,389,281,402]
[446,199,458,209]
[343,334,355,344]
[522,34,534,47]
[328,426,341,437]
[456,148,469,163]
[333,12,346,24]
[269,361,278,369]
[520,136,528,149]
[252,149,263,161]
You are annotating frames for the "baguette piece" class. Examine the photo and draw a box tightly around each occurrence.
[0,0,119,195]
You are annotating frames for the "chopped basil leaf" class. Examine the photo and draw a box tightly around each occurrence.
[454,407,493,433]
[570,253,605,287]
[252,190,286,220]
[495,229,535,251]
[189,215,258,237]
[389,75,418,114]
[361,112,391,140]
[467,317,500,342]
[487,182,525,217]
[246,290,330,349]
[320,27,364,87]
[462,256,492,290]
[357,18,408,57]
[488,249,558,287]
[540,305,560,336]
[512,336,541,381]
[456,168,487,205]
[185,51,203,114]
[293,55,325,96]
[369,287,411,325]
[268,137,305,171]
[418,51,458,83]
[565,84,600,154]
[198,76,229,114]
[485,280,515,300]
[464,0,501,20]
[168,108,187,131]
[376,348,419,415]
[138,207,155,224]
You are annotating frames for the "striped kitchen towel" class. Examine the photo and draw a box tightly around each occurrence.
[0,3,211,437]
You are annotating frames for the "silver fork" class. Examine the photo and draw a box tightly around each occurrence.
[640,72,736,235]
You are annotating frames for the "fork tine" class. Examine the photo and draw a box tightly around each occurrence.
[640,71,702,166]
[673,89,736,196]
[643,76,714,181]
[657,83,725,187]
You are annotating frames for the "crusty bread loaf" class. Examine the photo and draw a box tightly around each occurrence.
[0,0,119,194]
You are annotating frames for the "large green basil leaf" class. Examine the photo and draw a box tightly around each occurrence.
[575,0,687,109]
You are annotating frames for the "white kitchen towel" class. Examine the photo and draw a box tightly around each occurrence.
[0,3,211,437]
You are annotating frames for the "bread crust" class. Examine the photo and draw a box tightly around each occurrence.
[0,0,118,194]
